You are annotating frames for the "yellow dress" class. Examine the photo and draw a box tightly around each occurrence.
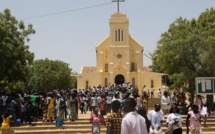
[1,116,14,134]
[47,98,55,119]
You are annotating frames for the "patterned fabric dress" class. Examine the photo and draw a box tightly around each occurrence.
[56,98,65,126]
[105,113,123,134]
[69,97,78,121]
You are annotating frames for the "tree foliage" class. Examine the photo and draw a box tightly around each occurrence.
[28,59,76,92]
[0,9,35,93]
[152,8,215,94]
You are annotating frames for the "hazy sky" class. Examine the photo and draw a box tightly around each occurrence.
[1,0,214,73]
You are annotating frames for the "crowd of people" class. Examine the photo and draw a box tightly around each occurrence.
[0,84,215,134]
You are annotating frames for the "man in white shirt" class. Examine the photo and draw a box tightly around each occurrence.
[121,98,148,134]
[157,89,162,102]
[148,104,164,134]
[106,94,112,113]
[161,91,171,115]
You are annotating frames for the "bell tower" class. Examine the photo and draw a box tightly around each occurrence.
[109,12,129,47]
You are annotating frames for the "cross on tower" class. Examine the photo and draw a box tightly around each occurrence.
[112,0,125,12]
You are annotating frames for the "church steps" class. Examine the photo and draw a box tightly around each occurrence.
[11,111,215,134]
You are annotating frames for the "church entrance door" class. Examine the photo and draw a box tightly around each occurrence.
[115,74,125,85]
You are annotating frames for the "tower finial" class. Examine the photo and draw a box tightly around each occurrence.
[112,0,125,12]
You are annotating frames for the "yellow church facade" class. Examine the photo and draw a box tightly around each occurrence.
[77,12,164,96]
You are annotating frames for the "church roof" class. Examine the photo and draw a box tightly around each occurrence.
[143,66,152,72]
[112,12,126,16]
[80,66,97,74]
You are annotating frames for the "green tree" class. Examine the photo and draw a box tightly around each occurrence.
[28,59,76,92]
[152,8,215,105]
[0,9,35,93]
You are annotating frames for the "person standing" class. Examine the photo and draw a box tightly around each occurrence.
[2,95,8,113]
[91,94,98,113]
[20,99,27,124]
[106,93,112,113]
[161,91,171,115]
[142,85,147,96]
[26,101,34,126]
[157,89,162,102]
[47,93,55,122]
[150,87,155,98]
[121,98,148,134]
[148,104,164,134]
[166,104,183,134]
[69,93,78,121]
[135,94,143,109]
[105,100,123,134]
[90,107,102,134]
[80,94,86,114]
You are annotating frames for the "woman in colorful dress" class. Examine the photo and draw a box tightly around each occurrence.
[69,93,78,121]
[55,94,65,126]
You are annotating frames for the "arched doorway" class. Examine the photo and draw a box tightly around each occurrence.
[115,74,125,85]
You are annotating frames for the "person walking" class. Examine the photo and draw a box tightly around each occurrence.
[161,91,171,115]
[121,98,148,134]
[200,103,208,127]
[148,104,164,134]
[55,94,65,126]
[166,104,183,134]
[137,106,151,133]
[186,104,202,134]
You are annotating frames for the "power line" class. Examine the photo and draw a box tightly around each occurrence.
[21,2,113,20]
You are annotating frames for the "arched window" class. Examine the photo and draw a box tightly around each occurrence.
[132,78,135,87]
[131,63,135,72]
[151,80,154,88]
[105,64,108,72]
[86,80,89,89]
[105,78,108,87]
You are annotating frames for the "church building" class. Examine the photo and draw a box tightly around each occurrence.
[77,12,163,95]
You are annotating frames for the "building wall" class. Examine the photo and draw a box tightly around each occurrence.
[77,12,164,97]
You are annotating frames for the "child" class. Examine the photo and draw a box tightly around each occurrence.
[1,109,14,134]
[90,107,103,134]
[186,104,201,134]
[200,103,208,127]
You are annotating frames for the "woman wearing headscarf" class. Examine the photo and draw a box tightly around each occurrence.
[55,94,65,126]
